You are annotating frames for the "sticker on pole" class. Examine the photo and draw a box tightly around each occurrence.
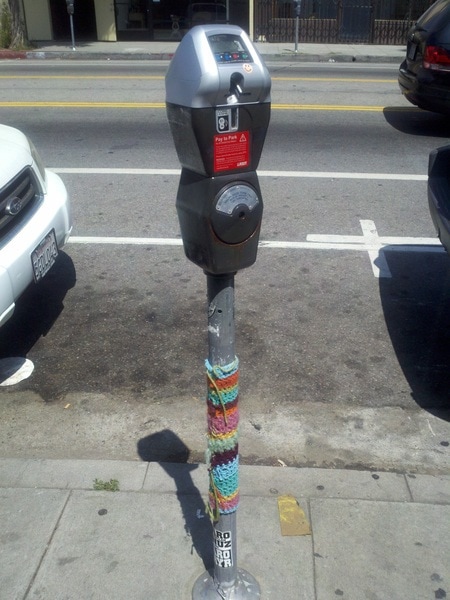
[214,131,250,173]
[214,530,233,568]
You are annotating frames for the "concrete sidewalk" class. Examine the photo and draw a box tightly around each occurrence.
[1,457,449,599]
[0,40,406,63]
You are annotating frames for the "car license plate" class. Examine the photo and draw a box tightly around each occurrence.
[31,229,58,282]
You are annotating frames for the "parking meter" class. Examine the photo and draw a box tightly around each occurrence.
[293,0,301,17]
[166,24,271,274]
[66,0,75,15]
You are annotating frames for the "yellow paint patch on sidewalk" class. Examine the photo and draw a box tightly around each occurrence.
[278,495,311,536]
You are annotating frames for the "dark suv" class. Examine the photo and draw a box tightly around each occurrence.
[398,0,450,114]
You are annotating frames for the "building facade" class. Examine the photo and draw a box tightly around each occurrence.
[21,0,249,42]
[18,0,432,44]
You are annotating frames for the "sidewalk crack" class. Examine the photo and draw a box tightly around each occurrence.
[23,489,72,600]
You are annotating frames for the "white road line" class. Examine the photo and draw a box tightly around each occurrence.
[60,163,437,279]
[70,235,442,252]
[258,171,427,181]
[260,240,442,251]
[51,167,427,181]
[69,224,444,283]
[362,220,391,277]
[69,236,183,246]
[305,235,439,245]
[306,219,444,278]
[52,168,180,175]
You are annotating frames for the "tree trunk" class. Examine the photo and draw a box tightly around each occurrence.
[8,0,28,48]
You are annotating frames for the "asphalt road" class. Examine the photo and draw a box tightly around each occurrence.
[0,60,449,472]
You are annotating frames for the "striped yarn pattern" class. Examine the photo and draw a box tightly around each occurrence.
[206,357,240,519]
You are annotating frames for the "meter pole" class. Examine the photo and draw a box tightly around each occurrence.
[192,273,260,599]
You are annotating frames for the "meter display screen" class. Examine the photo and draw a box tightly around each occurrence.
[208,34,253,64]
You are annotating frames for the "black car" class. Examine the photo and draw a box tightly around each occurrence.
[428,144,450,254]
[398,0,450,114]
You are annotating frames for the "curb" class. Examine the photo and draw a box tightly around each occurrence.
[0,49,402,63]
[265,52,402,63]
[0,50,28,59]
[27,51,178,61]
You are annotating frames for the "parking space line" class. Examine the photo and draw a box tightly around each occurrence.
[69,219,444,282]
[360,220,392,277]
[307,219,444,278]
[307,220,392,277]
[258,171,427,181]
[51,167,427,181]
[69,236,183,245]
[62,172,437,279]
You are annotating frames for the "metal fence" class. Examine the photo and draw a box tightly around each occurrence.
[254,0,433,43]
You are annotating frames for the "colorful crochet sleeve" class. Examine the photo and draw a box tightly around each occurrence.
[205,357,240,521]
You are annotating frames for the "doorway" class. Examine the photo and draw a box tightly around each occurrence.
[49,0,97,41]
[115,0,155,40]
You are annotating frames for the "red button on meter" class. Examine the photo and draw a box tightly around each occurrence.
[214,131,250,173]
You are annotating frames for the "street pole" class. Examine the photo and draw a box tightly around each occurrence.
[294,0,301,53]
[69,14,76,51]
[66,1,76,50]
[192,273,260,599]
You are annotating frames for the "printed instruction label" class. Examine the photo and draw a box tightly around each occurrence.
[214,530,233,568]
[214,131,250,173]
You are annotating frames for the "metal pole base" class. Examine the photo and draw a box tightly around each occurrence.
[192,568,261,599]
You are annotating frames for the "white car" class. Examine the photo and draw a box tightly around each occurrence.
[0,124,72,327]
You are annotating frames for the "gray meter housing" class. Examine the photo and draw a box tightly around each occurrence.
[176,170,264,274]
[166,24,271,177]
[165,25,271,274]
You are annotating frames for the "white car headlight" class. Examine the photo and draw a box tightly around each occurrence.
[28,138,47,188]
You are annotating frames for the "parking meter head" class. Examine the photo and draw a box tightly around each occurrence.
[176,170,263,274]
[66,0,75,15]
[165,24,271,177]
[165,24,270,273]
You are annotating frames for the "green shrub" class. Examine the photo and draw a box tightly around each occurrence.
[93,478,120,492]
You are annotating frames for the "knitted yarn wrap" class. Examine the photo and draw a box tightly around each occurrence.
[205,357,239,521]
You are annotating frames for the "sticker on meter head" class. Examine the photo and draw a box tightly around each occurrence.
[216,108,238,133]
[243,63,253,73]
[217,114,229,132]
[214,131,250,172]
